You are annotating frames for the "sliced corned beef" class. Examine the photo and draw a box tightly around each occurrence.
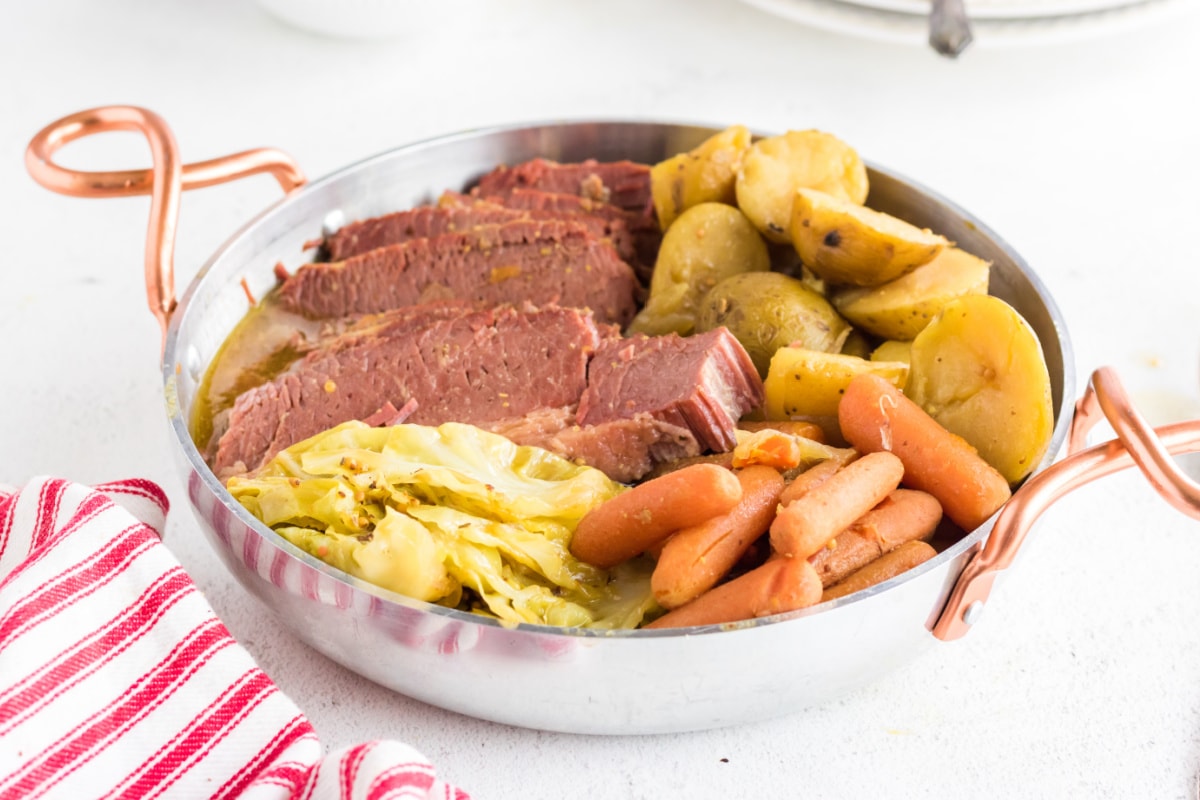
[320,204,528,262]
[277,219,639,325]
[577,328,764,453]
[211,297,764,482]
[469,187,662,282]
[321,200,637,266]
[473,158,653,214]
[211,303,608,477]
[434,192,637,265]
[482,406,700,484]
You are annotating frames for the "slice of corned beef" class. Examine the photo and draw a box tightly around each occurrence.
[320,204,529,262]
[473,158,653,214]
[577,328,764,453]
[435,192,637,266]
[277,219,639,325]
[469,187,662,282]
[211,303,608,477]
[482,406,700,484]
[321,200,637,267]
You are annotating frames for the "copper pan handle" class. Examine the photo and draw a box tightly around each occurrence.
[25,106,306,349]
[933,367,1200,641]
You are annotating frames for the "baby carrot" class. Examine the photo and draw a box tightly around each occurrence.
[644,556,821,629]
[837,372,1011,532]
[651,466,785,609]
[570,463,742,569]
[769,451,904,559]
[807,531,880,588]
[808,488,942,587]
[822,540,938,601]
[850,488,943,551]
[777,448,859,506]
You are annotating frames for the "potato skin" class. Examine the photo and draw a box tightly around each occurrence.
[651,125,752,231]
[763,348,908,419]
[790,188,947,287]
[831,246,991,340]
[695,271,850,377]
[628,203,769,337]
[735,130,868,245]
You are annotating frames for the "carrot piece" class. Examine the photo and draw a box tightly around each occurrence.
[822,540,938,601]
[738,419,826,443]
[838,372,1011,532]
[730,430,806,470]
[852,488,943,551]
[769,451,904,559]
[777,448,859,506]
[808,488,942,587]
[570,463,742,569]
[644,556,821,629]
[807,531,881,588]
[651,466,785,609]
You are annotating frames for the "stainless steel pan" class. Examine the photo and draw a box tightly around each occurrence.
[27,106,1200,734]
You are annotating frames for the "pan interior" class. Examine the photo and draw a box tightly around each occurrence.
[162,120,1075,639]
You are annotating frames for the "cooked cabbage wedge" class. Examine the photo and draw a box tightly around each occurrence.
[228,421,661,629]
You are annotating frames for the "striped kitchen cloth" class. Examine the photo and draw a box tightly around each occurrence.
[0,477,470,800]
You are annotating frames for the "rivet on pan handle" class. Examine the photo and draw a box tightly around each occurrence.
[25,106,307,350]
[932,367,1200,641]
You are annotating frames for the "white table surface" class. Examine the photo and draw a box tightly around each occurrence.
[4,1,1200,797]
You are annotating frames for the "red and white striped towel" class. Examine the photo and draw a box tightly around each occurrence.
[0,477,470,800]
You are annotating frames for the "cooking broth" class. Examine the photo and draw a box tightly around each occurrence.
[190,292,320,452]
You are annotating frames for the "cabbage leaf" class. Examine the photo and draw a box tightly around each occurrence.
[228,421,660,629]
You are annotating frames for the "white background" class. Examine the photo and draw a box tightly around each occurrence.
[3,1,1200,797]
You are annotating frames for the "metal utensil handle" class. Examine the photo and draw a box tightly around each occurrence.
[929,0,974,58]
[933,367,1200,641]
[25,106,306,348]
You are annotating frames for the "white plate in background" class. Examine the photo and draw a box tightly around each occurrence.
[739,0,1189,47]
[833,0,1148,21]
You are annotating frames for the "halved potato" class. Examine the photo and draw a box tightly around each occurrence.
[907,295,1054,485]
[694,271,850,377]
[831,246,991,340]
[628,203,770,337]
[651,125,752,231]
[791,188,948,287]
[764,348,908,419]
[735,130,869,244]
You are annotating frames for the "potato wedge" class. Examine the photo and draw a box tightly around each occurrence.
[651,125,752,231]
[735,130,869,244]
[831,246,990,340]
[764,348,908,419]
[907,295,1054,485]
[791,188,948,287]
[628,203,769,337]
